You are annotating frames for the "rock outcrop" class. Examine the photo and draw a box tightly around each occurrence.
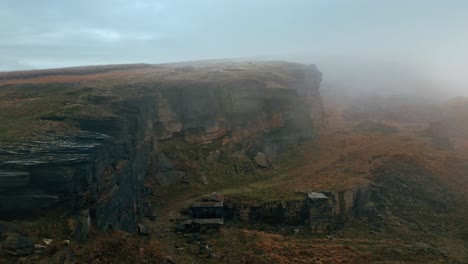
[155,63,323,157]
[0,97,157,235]
[224,184,372,230]
[0,61,324,240]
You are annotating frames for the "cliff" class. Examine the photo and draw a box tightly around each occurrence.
[0,61,323,239]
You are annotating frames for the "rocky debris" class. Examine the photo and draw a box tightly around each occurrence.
[137,223,149,236]
[155,151,192,185]
[200,176,209,185]
[3,234,34,256]
[175,245,184,251]
[34,244,46,254]
[198,242,213,257]
[254,152,272,168]
[42,238,53,245]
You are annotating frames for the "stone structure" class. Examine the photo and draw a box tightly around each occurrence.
[224,185,371,233]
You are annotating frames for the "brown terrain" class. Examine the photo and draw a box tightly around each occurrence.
[0,62,466,263]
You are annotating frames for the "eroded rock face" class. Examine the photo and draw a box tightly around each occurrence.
[0,97,158,234]
[155,64,323,157]
[0,61,324,240]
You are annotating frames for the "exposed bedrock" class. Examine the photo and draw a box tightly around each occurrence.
[224,184,371,228]
[0,97,157,236]
[0,62,324,240]
[156,64,323,158]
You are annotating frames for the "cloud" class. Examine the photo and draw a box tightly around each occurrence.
[0,0,467,96]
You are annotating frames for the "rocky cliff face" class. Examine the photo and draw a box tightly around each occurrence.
[0,97,157,239]
[0,61,323,240]
[155,63,323,158]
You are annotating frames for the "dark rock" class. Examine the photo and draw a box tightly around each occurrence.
[137,223,149,236]
[76,116,129,139]
[3,234,34,256]
[0,170,30,191]
[0,189,59,215]
[254,152,271,168]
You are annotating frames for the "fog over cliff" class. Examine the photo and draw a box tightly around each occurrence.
[1,0,467,96]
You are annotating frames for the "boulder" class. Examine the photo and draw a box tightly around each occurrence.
[3,234,34,256]
[254,152,271,168]
[137,223,149,236]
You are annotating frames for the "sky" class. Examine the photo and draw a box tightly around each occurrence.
[1,0,467,95]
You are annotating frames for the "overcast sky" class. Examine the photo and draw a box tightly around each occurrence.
[1,0,467,95]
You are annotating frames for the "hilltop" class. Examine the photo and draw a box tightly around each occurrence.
[0,61,467,263]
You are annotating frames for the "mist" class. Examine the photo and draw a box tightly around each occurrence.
[1,0,467,97]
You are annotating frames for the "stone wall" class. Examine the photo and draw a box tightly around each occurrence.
[224,184,372,230]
